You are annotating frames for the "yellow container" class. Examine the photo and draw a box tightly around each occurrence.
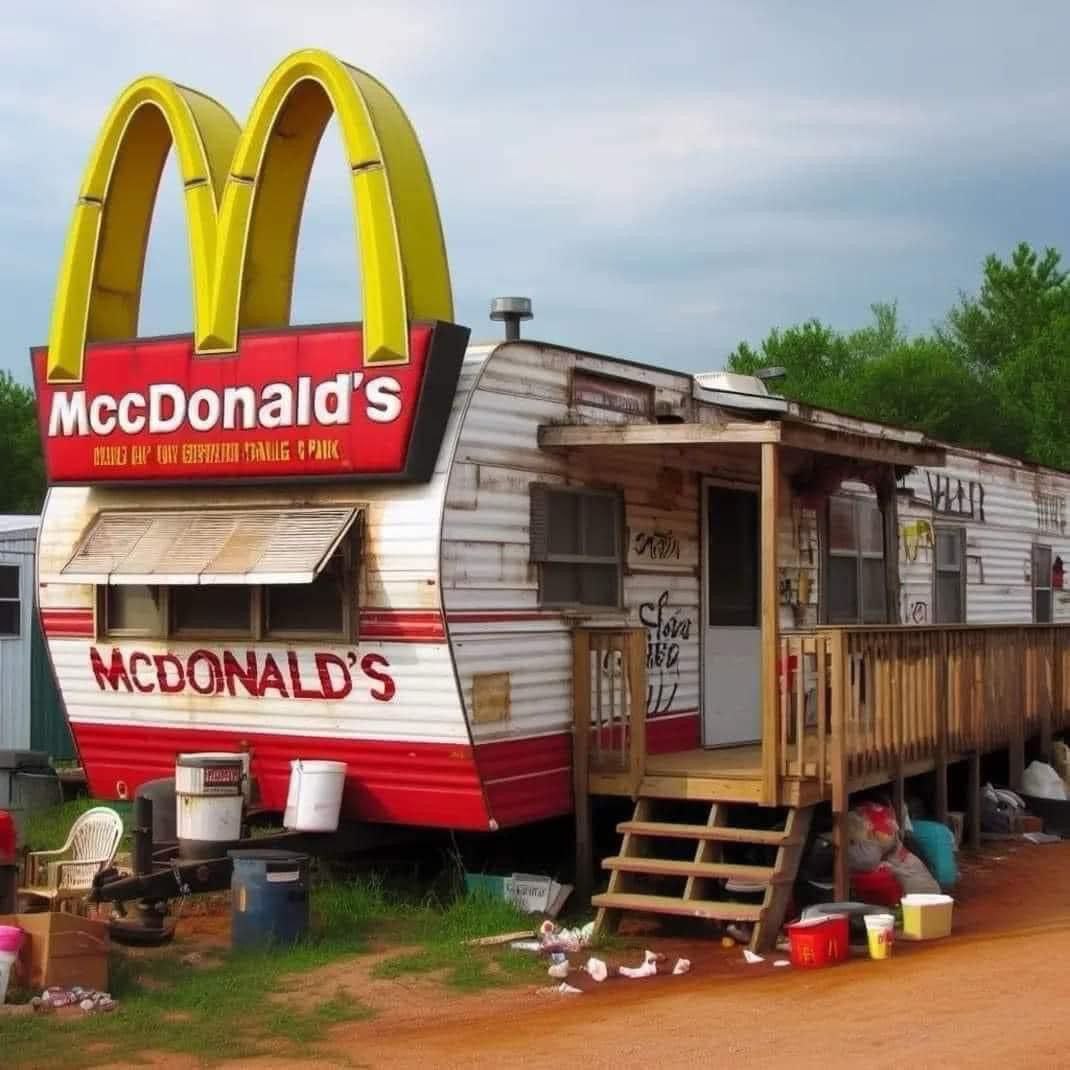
[900,893,954,940]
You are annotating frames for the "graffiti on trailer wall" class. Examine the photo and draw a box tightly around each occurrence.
[632,529,681,561]
[901,519,935,563]
[639,590,693,715]
[1035,492,1067,534]
[926,473,986,522]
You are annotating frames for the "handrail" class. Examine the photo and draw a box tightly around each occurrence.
[778,623,1070,809]
[572,627,648,797]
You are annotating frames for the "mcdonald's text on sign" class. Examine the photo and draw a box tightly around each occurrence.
[34,321,466,483]
[35,49,469,484]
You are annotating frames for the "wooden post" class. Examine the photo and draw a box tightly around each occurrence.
[1008,628,1026,790]
[877,468,902,625]
[935,631,949,824]
[967,750,982,851]
[830,629,850,902]
[760,441,781,806]
[572,629,594,904]
[627,628,647,799]
[1040,628,1055,760]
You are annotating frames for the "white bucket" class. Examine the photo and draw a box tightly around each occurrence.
[283,760,347,832]
[0,949,16,1004]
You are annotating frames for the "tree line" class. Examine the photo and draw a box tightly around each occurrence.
[728,242,1070,470]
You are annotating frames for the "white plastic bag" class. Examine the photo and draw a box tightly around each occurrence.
[1021,761,1069,801]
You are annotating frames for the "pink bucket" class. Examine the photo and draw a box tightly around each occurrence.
[0,924,23,953]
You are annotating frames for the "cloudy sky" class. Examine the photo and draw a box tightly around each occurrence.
[3,1,1070,383]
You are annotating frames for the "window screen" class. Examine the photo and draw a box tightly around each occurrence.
[532,487,621,608]
[0,565,18,637]
[707,486,759,627]
[827,497,888,625]
[1033,544,1053,624]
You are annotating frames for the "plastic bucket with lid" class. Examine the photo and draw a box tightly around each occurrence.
[283,760,347,832]
[786,913,849,968]
[864,913,895,960]
[0,925,24,1004]
[901,893,954,940]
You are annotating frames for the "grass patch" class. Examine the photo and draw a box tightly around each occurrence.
[21,797,102,853]
[370,889,543,991]
[0,875,544,1067]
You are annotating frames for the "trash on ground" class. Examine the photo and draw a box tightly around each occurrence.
[585,956,608,982]
[556,982,582,995]
[742,949,764,964]
[1023,831,1061,844]
[619,949,659,979]
[34,986,115,1014]
[464,872,573,917]
[547,960,571,979]
[538,919,594,953]
[466,929,536,947]
[672,958,691,975]
[508,940,543,952]
[720,935,735,949]
[1021,761,1068,801]
[725,923,751,945]
[773,959,790,967]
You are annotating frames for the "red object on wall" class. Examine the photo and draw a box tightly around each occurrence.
[1053,556,1064,590]
[32,320,468,485]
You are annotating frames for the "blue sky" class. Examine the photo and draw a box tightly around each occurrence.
[4,1,1070,382]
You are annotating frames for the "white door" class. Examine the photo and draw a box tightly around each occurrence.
[702,481,762,746]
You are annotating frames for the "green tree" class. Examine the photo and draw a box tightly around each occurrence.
[944,242,1070,370]
[0,372,45,513]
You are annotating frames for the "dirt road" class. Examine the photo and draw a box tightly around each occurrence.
[316,842,1070,1070]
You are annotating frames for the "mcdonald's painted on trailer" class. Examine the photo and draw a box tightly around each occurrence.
[33,49,469,484]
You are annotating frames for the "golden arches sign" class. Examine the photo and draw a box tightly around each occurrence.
[47,48,453,384]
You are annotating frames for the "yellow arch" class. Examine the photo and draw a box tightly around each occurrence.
[47,49,453,383]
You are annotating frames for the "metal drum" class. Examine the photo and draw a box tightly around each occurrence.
[229,849,310,949]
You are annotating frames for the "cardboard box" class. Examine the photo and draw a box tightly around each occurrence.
[1016,814,1044,834]
[0,912,110,991]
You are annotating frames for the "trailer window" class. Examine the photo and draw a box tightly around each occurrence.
[104,585,164,635]
[172,586,254,635]
[0,565,19,637]
[1033,544,1053,624]
[826,496,887,625]
[265,543,351,637]
[531,486,622,609]
[934,526,966,623]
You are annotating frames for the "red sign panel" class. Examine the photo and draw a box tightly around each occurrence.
[33,321,468,484]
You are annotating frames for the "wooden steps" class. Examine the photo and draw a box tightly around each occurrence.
[617,821,793,846]
[594,799,815,952]
[601,856,777,883]
[590,892,763,923]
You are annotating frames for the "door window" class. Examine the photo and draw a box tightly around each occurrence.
[707,486,759,627]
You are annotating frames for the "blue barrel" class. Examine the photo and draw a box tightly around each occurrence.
[229,849,310,949]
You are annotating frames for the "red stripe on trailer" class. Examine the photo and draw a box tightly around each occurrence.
[474,710,702,827]
[40,609,94,638]
[358,610,446,642]
[70,722,492,830]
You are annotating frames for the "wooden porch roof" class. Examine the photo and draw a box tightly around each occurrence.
[537,417,945,469]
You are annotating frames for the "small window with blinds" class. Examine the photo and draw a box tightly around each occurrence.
[826,496,888,625]
[1033,544,1053,624]
[0,565,20,637]
[934,526,966,623]
[531,485,622,609]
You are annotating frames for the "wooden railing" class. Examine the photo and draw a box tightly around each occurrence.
[778,625,1070,811]
[572,627,648,795]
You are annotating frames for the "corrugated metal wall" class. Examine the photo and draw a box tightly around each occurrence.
[0,528,36,749]
[898,450,1070,625]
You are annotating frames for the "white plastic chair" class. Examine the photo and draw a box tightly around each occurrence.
[20,806,124,911]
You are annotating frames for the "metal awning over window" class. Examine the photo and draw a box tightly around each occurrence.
[54,506,361,585]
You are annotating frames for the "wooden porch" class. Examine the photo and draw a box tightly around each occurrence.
[574,622,1070,946]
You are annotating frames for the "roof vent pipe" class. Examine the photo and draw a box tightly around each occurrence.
[490,296,533,341]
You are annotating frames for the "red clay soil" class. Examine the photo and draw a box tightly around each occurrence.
[128,841,1070,1069]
